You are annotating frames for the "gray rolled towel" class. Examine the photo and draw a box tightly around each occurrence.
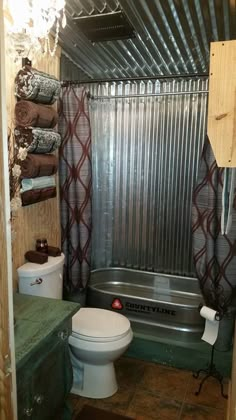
[15,127,61,153]
[15,65,61,104]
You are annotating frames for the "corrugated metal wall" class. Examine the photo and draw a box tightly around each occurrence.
[88,78,208,276]
[60,0,236,79]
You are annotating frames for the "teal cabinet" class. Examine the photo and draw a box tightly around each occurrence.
[17,326,71,419]
[14,294,80,420]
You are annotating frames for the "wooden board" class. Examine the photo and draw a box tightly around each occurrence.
[5,46,62,290]
[0,2,15,418]
[207,40,236,167]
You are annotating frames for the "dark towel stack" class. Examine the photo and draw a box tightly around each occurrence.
[25,246,61,264]
[21,187,57,206]
[25,251,48,264]
[47,246,61,257]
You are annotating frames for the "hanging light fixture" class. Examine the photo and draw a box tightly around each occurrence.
[3,0,67,61]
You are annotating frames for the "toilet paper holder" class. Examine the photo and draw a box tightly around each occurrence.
[194,304,228,399]
[198,303,221,321]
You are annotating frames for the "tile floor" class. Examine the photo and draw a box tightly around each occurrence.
[69,357,228,420]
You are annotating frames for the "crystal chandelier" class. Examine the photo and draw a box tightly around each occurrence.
[4,0,67,61]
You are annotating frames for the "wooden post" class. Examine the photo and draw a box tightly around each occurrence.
[0,1,17,418]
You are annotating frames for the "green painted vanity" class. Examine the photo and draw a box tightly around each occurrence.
[14,293,80,420]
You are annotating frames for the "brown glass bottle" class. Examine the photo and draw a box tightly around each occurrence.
[36,238,48,253]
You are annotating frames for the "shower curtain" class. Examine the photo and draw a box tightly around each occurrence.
[58,85,92,301]
[192,136,236,315]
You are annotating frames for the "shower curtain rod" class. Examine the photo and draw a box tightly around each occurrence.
[90,90,209,100]
[62,73,209,86]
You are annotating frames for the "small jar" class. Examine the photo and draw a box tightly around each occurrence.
[36,238,48,253]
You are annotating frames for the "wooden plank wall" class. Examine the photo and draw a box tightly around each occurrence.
[6,48,61,290]
[207,40,236,167]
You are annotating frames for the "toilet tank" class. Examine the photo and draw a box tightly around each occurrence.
[17,254,65,299]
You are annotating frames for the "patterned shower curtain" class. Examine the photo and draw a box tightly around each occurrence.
[58,85,92,300]
[192,136,236,315]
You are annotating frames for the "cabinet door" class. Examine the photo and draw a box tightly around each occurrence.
[32,339,72,420]
[17,332,73,420]
[17,379,33,420]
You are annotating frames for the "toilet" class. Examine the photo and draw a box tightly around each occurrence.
[17,255,133,399]
[69,307,132,398]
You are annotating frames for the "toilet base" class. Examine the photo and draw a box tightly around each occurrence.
[71,362,118,399]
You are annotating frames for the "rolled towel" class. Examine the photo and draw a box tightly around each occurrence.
[25,251,48,264]
[15,127,61,154]
[47,246,61,257]
[21,186,56,206]
[21,176,56,192]
[15,65,61,104]
[15,100,58,128]
[20,154,58,178]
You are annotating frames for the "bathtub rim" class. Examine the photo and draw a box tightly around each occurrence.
[90,266,198,282]
[89,267,202,310]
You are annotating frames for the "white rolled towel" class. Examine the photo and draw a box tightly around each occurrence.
[21,175,56,192]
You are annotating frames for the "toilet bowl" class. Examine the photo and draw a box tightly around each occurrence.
[69,307,133,398]
[17,257,133,399]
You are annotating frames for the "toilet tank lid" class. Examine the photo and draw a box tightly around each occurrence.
[72,308,131,338]
[17,254,65,277]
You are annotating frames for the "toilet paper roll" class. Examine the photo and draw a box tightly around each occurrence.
[200,306,219,345]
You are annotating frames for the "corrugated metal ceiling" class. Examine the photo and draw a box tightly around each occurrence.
[60,0,236,80]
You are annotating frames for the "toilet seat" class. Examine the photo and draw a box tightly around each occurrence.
[71,328,131,343]
[72,307,131,342]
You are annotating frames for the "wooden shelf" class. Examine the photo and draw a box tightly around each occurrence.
[207,40,236,168]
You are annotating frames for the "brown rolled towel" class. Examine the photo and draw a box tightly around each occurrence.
[15,65,61,104]
[25,251,48,264]
[15,100,58,128]
[47,246,61,257]
[21,186,56,206]
[14,127,61,154]
[20,154,58,178]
